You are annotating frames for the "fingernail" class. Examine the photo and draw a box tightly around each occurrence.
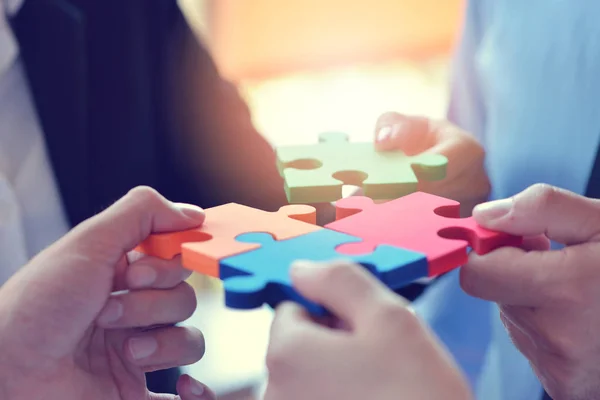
[129,336,158,360]
[390,123,403,138]
[291,260,322,276]
[376,125,393,142]
[128,265,157,288]
[189,376,205,396]
[97,299,123,325]
[474,198,513,222]
[176,203,205,221]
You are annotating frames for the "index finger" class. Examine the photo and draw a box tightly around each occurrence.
[374,112,434,154]
[460,246,572,306]
[290,260,407,330]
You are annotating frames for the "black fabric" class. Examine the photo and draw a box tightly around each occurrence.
[10,0,291,229]
[585,144,600,199]
[541,391,553,399]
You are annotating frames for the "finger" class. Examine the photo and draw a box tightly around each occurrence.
[96,282,197,328]
[125,255,192,290]
[112,254,192,291]
[125,326,205,372]
[473,183,600,245]
[415,124,489,205]
[290,260,406,329]
[267,302,336,380]
[175,374,216,400]
[68,187,206,265]
[373,112,434,154]
[19,188,205,335]
[460,246,567,306]
[4,189,204,356]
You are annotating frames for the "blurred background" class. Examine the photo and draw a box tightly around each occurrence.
[175,1,464,398]
[3,1,464,399]
[180,0,461,145]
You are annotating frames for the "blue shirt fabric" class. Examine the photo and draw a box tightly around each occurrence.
[413,1,600,399]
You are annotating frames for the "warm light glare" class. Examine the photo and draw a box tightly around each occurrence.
[240,59,450,147]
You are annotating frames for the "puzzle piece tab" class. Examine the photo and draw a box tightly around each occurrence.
[276,131,448,203]
[136,203,320,277]
[326,192,523,277]
[220,229,428,316]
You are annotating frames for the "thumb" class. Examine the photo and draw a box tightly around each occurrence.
[290,260,407,329]
[73,186,206,260]
[472,183,600,245]
[374,112,433,154]
[461,184,600,306]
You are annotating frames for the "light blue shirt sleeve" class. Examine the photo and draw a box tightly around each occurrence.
[446,0,487,142]
[420,1,600,399]
[414,1,544,399]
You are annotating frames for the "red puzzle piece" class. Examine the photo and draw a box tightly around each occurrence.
[326,192,522,276]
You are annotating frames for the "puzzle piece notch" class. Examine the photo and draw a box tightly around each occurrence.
[220,230,428,316]
[327,192,522,277]
[136,202,320,278]
[279,158,322,173]
[276,132,448,203]
[274,132,347,176]
[334,195,379,220]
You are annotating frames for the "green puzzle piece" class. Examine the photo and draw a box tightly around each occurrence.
[276,132,448,203]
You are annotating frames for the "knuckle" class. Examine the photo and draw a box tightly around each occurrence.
[126,186,163,206]
[522,183,560,211]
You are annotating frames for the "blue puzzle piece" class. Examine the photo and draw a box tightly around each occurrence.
[219,229,427,316]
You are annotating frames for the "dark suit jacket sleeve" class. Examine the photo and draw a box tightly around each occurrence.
[165,17,289,212]
[11,0,303,226]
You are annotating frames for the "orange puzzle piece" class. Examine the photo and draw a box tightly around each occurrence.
[136,203,320,277]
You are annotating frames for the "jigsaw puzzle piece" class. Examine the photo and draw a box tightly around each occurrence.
[361,152,447,200]
[136,203,320,277]
[327,192,522,277]
[220,229,428,316]
[276,132,448,203]
[275,132,354,203]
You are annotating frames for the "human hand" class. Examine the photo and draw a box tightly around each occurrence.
[0,187,215,400]
[460,184,600,400]
[263,261,472,400]
[374,113,490,215]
